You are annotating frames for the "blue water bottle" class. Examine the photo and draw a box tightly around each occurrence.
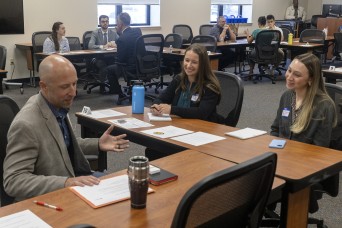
[132,81,145,114]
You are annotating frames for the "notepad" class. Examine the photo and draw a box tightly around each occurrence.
[225,127,267,140]
[147,113,172,121]
[70,175,154,208]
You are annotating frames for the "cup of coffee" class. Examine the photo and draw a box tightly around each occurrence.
[127,156,149,209]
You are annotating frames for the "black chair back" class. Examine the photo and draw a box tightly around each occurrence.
[171,152,277,228]
[31,31,51,53]
[311,15,325,28]
[0,95,19,206]
[214,71,244,127]
[172,24,193,44]
[82,31,93,50]
[334,32,342,58]
[199,24,213,36]
[191,35,217,52]
[66,37,82,51]
[280,26,292,42]
[0,45,6,70]
[255,30,281,64]
[164,33,183,49]
[299,29,325,44]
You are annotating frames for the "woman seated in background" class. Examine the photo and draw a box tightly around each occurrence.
[150,43,224,124]
[271,53,336,147]
[148,43,224,161]
[43,22,70,54]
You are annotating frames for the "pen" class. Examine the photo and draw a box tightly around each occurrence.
[33,200,63,211]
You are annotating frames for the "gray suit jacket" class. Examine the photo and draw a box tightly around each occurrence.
[88,28,118,49]
[3,93,98,201]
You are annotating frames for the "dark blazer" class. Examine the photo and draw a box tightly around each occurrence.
[116,27,142,65]
[88,28,119,49]
[153,75,224,124]
[270,90,335,147]
[3,93,98,201]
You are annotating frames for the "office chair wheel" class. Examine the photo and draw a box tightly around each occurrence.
[20,87,24,94]
[83,85,88,90]
[87,89,91,94]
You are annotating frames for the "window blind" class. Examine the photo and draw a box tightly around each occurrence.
[211,0,252,4]
[98,0,159,4]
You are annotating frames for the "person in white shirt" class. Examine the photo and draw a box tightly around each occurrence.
[43,22,70,54]
[285,0,306,21]
[266,14,284,41]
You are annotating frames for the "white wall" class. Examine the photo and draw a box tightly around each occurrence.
[0,0,325,79]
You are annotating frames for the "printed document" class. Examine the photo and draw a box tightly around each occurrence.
[147,113,172,121]
[85,109,126,119]
[141,126,193,139]
[171,132,226,146]
[225,127,267,139]
[70,175,154,208]
[0,210,52,228]
[108,118,154,129]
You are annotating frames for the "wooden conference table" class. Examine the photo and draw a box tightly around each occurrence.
[0,69,8,94]
[322,67,342,84]
[0,149,285,227]
[76,106,342,227]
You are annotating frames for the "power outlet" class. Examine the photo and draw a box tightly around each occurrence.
[10,58,14,65]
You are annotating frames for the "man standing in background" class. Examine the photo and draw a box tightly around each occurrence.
[285,0,306,21]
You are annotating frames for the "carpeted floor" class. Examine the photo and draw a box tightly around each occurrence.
[2,69,341,227]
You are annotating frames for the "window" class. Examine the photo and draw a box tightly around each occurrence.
[211,0,253,23]
[97,0,160,27]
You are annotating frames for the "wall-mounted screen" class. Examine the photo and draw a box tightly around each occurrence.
[322,4,341,17]
[0,0,24,35]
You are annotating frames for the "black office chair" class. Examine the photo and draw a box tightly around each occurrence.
[0,45,24,94]
[311,15,325,29]
[333,32,342,62]
[81,31,111,94]
[191,35,217,52]
[199,24,213,36]
[32,31,51,70]
[171,152,277,228]
[0,95,19,207]
[65,36,89,80]
[162,33,183,77]
[275,26,292,75]
[172,24,193,45]
[117,34,165,105]
[300,29,326,62]
[249,30,281,84]
[214,71,244,127]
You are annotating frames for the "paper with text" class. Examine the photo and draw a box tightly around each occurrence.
[70,175,154,208]
[0,210,52,228]
[83,109,126,119]
[147,113,172,121]
[171,131,226,146]
[141,126,193,139]
[108,118,153,129]
[225,127,267,139]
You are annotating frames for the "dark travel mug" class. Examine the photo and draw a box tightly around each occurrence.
[127,156,149,209]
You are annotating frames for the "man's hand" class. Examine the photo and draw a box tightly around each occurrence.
[99,125,129,152]
[65,176,100,187]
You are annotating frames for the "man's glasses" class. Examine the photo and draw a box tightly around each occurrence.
[101,20,109,23]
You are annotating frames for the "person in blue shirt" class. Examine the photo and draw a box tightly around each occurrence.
[43,22,70,54]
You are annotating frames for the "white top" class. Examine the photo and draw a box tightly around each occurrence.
[285,5,306,21]
[43,37,70,54]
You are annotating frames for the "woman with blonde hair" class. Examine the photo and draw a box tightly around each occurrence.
[271,53,336,147]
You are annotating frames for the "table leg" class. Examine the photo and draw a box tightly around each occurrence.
[283,186,310,228]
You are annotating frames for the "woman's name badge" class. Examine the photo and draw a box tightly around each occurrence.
[191,94,199,102]
[282,108,290,117]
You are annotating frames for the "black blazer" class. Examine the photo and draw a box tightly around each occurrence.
[116,27,142,65]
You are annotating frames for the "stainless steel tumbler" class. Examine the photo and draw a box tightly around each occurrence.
[127,156,149,209]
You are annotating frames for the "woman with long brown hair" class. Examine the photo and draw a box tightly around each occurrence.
[43,22,70,53]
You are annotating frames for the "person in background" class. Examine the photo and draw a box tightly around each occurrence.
[105,12,142,97]
[209,16,236,71]
[271,53,336,147]
[88,15,119,93]
[285,0,306,21]
[148,44,224,160]
[266,14,284,41]
[151,43,224,123]
[3,55,129,202]
[43,22,70,54]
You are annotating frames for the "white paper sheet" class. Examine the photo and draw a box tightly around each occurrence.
[0,210,52,228]
[147,113,172,121]
[225,127,267,139]
[108,118,154,129]
[84,109,126,119]
[171,132,226,146]
[140,126,193,139]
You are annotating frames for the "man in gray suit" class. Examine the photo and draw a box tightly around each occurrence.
[88,15,119,93]
[3,55,129,202]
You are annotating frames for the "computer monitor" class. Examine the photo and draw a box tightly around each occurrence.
[322,4,341,17]
[0,0,24,35]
